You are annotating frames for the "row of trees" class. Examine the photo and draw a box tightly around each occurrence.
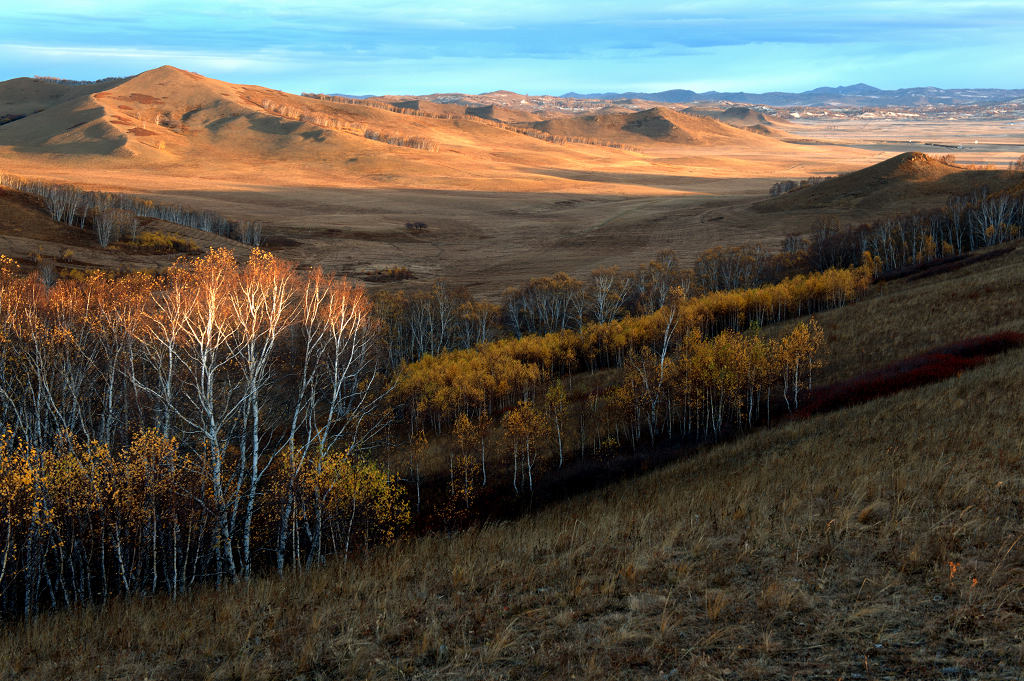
[0,427,406,618]
[375,249,741,367]
[767,175,836,196]
[393,264,872,434]
[0,172,264,246]
[431,320,823,499]
[610,321,823,448]
[257,99,439,151]
[782,186,1024,274]
[692,181,1024,293]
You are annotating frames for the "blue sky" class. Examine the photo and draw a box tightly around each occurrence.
[1,1,1022,95]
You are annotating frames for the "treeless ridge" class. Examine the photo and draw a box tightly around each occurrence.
[757,151,1020,213]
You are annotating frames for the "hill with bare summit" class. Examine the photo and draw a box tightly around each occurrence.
[530,106,785,147]
[757,152,1021,213]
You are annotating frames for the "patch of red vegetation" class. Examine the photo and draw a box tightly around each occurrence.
[118,105,133,110]
[128,127,158,137]
[876,246,1016,283]
[128,93,163,104]
[798,332,1024,417]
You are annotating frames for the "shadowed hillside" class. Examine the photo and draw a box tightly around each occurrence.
[757,152,1020,212]
[685,105,784,131]
[0,186,247,271]
[0,76,127,121]
[531,106,784,147]
[464,104,543,124]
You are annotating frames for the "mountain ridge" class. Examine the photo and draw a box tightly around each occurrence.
[561,84,1024,107]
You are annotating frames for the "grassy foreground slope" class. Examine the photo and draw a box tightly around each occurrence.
[3,249,1023,680]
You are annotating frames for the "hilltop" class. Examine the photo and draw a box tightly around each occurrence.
[529,106,782,147]
[757,152,1021,213]
[683,105,785,134]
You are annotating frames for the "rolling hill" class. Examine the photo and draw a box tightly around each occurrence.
[530,106,784,147]
[0,66,816,195]
[0,66,786,167]
[684,105,784,131]
[757,151,1022,212]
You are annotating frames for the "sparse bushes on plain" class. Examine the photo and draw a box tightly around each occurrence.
[363,128,439,150]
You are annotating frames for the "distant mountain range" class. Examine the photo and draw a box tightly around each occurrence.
[561,84,1024,108]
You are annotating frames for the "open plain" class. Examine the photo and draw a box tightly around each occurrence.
[3,66,1022,295]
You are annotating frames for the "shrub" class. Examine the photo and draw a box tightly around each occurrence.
[133,230,198,253]
[365,265,414,282]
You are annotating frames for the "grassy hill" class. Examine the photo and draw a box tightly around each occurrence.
[757,152,1021,213]
[530,106,785,148]
[0,186,247,273]
[3,238,1022,677]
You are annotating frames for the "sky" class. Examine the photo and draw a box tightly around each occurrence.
[1,1,1023,96]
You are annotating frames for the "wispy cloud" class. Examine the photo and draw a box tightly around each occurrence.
[2,1,1023,93]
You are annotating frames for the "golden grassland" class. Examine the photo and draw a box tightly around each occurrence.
[2,232,1022,679]
[788,245,1024,383]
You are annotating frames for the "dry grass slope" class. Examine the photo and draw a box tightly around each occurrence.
[2,221,1022,680]
[757,152,1020,213]
[0,187,247,273]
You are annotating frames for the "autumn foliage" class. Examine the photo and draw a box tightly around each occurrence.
[0,235,893,618]
[0,250,406,616]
